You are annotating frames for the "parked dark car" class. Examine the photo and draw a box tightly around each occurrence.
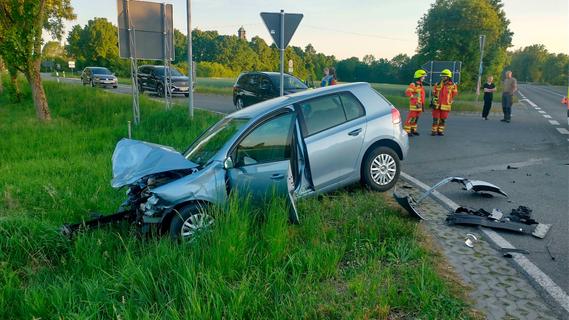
[233,72,309,109]
[80,67,118,88]
[137,65,191,97]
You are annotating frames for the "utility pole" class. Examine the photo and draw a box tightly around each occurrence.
[279,10,285,96]
[186,0,194,118]
[476,34,486,102]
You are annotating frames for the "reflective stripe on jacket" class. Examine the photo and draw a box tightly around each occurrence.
[433,80,458,111]
[405,81,425,111]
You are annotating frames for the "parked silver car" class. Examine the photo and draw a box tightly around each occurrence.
[111,82,408,241]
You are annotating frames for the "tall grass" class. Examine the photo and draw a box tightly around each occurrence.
[0,81,474,319]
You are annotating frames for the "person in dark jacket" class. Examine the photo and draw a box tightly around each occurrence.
[481,75,496,120]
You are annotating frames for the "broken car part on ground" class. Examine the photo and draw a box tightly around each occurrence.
[393,176,509,220]
[61,83,410,241]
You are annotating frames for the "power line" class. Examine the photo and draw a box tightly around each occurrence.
[303,25,415,42]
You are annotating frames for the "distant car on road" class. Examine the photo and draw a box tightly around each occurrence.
[80,67,118,88]
[137,65,191,97]
[233,71,309,109]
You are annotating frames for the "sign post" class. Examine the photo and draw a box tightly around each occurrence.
[186,0,194,118]
[260,11,303,97]
[475,35,486,102]
[68,61,75,75]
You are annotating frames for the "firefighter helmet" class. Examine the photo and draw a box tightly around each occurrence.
[414,69,427,79]
[441,69,452,77]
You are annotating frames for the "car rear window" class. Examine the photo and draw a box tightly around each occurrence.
[339,93,365,121]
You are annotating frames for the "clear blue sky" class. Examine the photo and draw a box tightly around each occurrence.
[54,0,568,59]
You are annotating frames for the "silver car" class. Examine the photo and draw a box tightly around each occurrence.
[112,82,409,241]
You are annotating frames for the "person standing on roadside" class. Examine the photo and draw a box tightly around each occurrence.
[562,87,568,126]
[481,75,496,120]
[329,67,337,85]
[501,71,517,123]
[403,69,427,135]
[321,68,331,87]
[431,69,458,136]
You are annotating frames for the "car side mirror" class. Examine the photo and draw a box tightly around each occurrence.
[223,157,234,169]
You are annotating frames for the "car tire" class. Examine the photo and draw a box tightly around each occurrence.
[169,204,214,242]
[138,82,144,94]
[156,83,164,97]
[362,146,400,192]
[235,97,244,110]
[113,85,118,89]
[184,93,189,97]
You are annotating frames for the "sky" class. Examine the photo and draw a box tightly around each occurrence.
[52,0,569,60]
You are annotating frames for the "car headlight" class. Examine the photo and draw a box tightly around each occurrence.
[94,77,100,80]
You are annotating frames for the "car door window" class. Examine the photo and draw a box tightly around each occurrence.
[339,93,365,121]
[235,113,294,167]
[247,75,259,91]
[260,76,272,91]
[299,94,347,136]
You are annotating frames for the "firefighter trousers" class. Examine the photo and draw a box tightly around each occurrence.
[432,109,449,134]
[404,110,422,133]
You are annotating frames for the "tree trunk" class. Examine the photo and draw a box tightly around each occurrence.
[9,68,21,102]
[25,59,51,121]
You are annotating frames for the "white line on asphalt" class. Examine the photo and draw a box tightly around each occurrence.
[400,171,569,315]
[534,107,541,110]
[556,128,569,135]
[543,115,552,119]
[549,120,560,125]
[539,110,546,114]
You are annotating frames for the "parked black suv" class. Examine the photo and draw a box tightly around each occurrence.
[137,65,191,97]
[232,72,308,109]
[81,67,118,88]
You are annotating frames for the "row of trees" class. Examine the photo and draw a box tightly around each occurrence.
[509,45,569,85]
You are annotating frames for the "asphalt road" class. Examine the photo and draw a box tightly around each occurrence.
[401,84,568,302]
[41,73,236,114]
[44,74,568,309]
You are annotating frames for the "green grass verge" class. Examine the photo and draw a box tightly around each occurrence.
[0,82,475,319]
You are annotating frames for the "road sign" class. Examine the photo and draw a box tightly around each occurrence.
[260,12,303,50]
[68,61,75,69]
[260,10,303,96]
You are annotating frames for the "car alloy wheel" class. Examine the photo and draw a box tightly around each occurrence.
[236,97,244,110]
[370,153,397,186]
[362,146,400,192]
[180,213,214,241]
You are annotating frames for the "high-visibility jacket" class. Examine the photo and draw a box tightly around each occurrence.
[433,80,458,111]
[405,81,426,111]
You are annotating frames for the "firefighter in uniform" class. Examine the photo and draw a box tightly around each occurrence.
[431,69,458,136]
[403,69,427,136]
[562,87,568,126]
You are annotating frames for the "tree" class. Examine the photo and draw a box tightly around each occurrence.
[42,41,65,59]
[0,0,75,121]
[509,45,568,84]
[416,0,512,88]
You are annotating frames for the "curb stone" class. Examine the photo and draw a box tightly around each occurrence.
[393,180,559,320]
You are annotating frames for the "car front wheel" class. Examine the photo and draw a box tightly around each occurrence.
[362,146,400,192]
[169,204,214,242]
[156,83,164,97]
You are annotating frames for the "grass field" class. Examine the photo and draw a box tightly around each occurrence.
[0,80,476,319]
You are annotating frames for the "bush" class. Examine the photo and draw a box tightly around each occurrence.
[196,61,238,78]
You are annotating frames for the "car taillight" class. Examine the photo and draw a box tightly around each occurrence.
[391,107,401,125]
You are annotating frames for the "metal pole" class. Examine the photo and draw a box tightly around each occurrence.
[476,35,485,102]
[187,0,194,118]
[162,3,169,109]
[279,10,285,97]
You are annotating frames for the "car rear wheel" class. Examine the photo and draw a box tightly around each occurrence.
[137,82,144,93]
[362,146,400,192]
[184,93,189,97]
[235,97,244,110]
[169,204,214,242]
[156,83,164,97]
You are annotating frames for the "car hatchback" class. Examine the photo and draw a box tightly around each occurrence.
[110,82,408,241]
[233,71,308,109]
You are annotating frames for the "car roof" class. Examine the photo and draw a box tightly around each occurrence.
[229,82,371,119]
[239,71,297,77]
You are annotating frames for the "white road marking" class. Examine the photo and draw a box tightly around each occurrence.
[556,128,569,135]
[534,107,541,110]
[401,172,569,314]
[549,120,560,125]
[539,110,546,114]
[543,115,552,119]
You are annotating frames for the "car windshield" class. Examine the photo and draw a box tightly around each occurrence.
[184,118,249,166]
[153,67,184,77]
[92,68,112,75]
[269,74,308,90]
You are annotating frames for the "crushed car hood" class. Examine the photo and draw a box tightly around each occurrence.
[111,139,198,188]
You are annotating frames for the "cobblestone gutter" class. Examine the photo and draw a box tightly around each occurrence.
[393,179,559,320]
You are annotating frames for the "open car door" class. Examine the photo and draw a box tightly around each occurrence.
[287,112,315,224]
